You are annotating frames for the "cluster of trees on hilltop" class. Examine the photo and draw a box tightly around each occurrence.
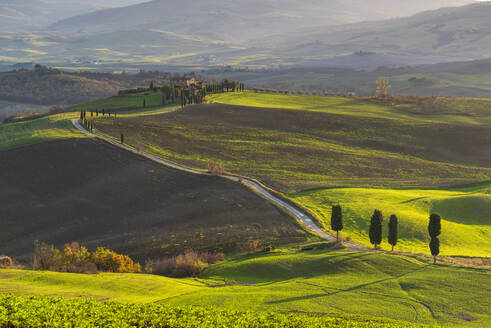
[117,79,244,109]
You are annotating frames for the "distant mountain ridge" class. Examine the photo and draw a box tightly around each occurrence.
[0,0,488,69]
[0,0,145,30]
[263,2,491,67]
[49,0,476,42]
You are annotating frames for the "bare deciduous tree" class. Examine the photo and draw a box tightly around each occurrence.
[135,141,145,155]
[376,77,391,97]
[208,160,225,176]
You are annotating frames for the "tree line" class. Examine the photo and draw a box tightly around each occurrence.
[80,109,116,133]
[331,205,441,264]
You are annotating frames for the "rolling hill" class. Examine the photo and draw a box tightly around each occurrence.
[49,0,475,42]
[267,2,491,67]
[86,91,491,257]
[0,67,192,120]
[290,183,491,257]
[0,138,308,262]
[1,1,487,69]
[94,92,491,190]
[204,60,491,97]
[0,0,145,31]
[1,249,490,326]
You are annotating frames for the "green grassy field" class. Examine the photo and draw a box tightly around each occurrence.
[87,91,491,258]
[94,93,491,190]
[0,93,177,151]
[70,90,172,112]
[209,92,491,124]
[1,91,490,327]
[1,249,489,327]
[0,269,202,303]
[289,182,491,257]
[0,113,85,150]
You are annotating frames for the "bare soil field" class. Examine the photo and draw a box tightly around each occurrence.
[0,139,307,262]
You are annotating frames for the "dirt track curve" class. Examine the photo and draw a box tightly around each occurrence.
[72,118,367,251]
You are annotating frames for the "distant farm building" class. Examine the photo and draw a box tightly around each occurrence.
[171,76,200,87]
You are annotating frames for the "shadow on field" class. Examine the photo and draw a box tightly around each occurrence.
[210,252,386,283]
[265,263,430,305]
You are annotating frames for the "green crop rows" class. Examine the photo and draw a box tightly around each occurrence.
[0,294,422,328]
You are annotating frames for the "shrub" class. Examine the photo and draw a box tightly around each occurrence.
[199,251,225,265]
[135,141,145,154]
[236,239,275,254]
[0,256,17,269]
[61,242,97,274]
[145,251,224,277]
[33,242,140,273]
[62,242,91,265]
[90,247,141,273]
[208,160,225,175]
[66,261,98,274]
[33,241,64,271]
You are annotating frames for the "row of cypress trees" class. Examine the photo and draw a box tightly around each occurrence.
[331,206,442,263]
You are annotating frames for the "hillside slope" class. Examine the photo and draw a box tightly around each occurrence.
[290,183,491,257]
[0,138,307,262]
[0,67,187,108]
[0,0,144,30]
[49,0,475,42]
[268,2,491,66]
[1,1,485,68]
[2,250,488,326]
[94,92,491,190]
[0,70,119,106]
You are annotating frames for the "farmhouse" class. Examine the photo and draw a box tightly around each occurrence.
[171,76,200,87]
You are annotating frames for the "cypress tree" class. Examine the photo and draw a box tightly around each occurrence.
[143,98,146,108]
[80,111,83,120]
[331,205,343,242]
[429,237,440,264]
[428,214,442,264]
[121,133,124,144]
[369,210,383,249]
[428,214,441,238]
[388,214,398,251]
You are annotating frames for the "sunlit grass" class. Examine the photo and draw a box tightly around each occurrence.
[289,182,491,257]
[208,92,491,124]
[1,250,489,326]
[0,113,85,150]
